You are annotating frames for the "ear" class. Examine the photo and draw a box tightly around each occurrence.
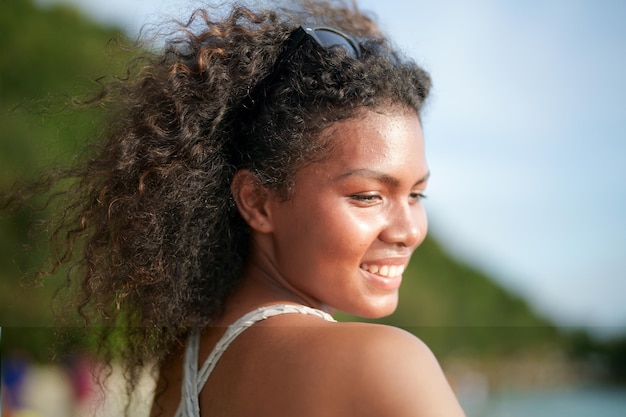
[231,169,274,233]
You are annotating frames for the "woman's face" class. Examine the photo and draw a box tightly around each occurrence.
[262,107,429,318]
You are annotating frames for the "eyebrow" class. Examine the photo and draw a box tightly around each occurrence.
[337,168,430,187]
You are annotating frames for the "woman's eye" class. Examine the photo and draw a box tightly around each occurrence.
[350,194,382,204]
[410,192,427,202]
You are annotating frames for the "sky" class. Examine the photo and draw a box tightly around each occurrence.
[37,0,626,338]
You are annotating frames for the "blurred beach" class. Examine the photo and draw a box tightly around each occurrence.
[3,352,625,417]
[1,356,155,417]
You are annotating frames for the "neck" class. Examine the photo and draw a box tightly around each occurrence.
[220,252,333,325]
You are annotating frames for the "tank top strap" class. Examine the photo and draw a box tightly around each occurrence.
[175,304,335,417]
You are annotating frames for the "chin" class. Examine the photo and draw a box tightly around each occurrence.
[351,295,399,319]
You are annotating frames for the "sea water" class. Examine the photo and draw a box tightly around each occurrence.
[462,386,626,417]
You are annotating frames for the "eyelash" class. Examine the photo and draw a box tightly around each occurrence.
[350,194,381,202]
[350,192,427,203]
[410,192,427,201]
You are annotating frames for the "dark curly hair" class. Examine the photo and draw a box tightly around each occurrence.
[8,0,431,392]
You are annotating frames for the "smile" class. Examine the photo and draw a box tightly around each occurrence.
[359,263,405,278]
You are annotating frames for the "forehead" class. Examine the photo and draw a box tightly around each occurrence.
[316,108,426,172]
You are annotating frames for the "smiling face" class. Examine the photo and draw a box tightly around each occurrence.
[243,107,429,318]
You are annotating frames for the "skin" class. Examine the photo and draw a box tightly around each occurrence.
[152,107,466,417]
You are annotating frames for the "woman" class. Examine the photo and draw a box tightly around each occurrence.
[23,1,465,415]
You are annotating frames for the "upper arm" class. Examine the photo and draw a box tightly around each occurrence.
[345,326,466,417]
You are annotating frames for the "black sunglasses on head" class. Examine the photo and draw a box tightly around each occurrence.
[243,25,361,110]
[282,25,362,61]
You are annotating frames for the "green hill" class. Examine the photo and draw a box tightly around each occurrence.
[339,237,563,356]
[0,0,564,359]
[0,0,132,356]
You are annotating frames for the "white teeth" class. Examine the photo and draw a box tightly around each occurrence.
[389,265,398,277]
[360,263,405,278]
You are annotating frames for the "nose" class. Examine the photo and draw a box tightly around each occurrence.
[379,201,425,248]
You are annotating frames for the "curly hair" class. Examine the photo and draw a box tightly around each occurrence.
[11,0,431,389]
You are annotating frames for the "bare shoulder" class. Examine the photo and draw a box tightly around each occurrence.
[313,321,466,417]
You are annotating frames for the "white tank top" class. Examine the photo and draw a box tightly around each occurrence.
[174,304,336,417]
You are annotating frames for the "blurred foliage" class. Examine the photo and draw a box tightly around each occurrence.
[0,0,129,178]
[0,0,602,372]
[567,330,626,384]
[0,0,131,358]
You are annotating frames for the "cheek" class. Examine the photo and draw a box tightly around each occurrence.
[329,209,388,256]
[350,215,384,248]
[306,205,384,256]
